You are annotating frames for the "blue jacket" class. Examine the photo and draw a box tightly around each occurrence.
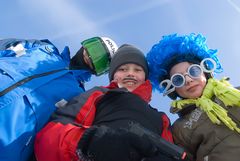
[0,38,91,161]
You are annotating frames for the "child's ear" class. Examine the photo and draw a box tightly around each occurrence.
[204,72,213,79]
[111,76,120,84]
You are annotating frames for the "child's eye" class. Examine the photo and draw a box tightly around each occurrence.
[118,67,127,71]
[135,68,143,72]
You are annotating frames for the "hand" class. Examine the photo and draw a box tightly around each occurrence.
[69,47,90,70]
[77,125,159,161]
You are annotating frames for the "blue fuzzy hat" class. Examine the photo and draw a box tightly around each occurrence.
[146,33,223,95]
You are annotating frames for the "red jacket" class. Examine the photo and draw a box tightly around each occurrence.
[34,80,173,161]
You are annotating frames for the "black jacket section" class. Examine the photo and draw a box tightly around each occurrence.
[93,89,164,135]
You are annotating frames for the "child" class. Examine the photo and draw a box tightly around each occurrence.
[34,44,179,161]
[146,33,240,161]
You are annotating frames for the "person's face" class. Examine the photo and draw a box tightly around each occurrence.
[170,62,207,99]
[113,63,146,92]
[83,49,94,70]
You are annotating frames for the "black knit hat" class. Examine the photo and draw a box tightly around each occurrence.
[108,44,148,81]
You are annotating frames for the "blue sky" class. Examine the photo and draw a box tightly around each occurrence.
[1,0,240,122]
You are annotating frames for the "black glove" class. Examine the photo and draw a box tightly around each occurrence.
[77,125,159,161]
[69,47,90,70]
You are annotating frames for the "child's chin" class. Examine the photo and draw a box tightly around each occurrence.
[188,93,202,99]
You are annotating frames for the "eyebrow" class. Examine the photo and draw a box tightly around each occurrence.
[170,68,188,76]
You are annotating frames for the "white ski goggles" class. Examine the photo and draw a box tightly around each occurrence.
[170,64,203,88]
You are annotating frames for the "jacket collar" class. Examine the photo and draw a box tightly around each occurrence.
[105,80,152,103]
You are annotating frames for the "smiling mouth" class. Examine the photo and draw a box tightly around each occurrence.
[123,80,136,85]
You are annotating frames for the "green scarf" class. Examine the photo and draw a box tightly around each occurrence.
[171,78,240,133]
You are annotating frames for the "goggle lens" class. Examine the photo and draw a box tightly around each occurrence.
[188,65,202,78]
[171,74,185,87]
[81,37,110,75]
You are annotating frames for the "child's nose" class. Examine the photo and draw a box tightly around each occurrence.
[127,70,135,76]
[184,74,193,83]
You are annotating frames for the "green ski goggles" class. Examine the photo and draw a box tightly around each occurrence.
[81,37,112,76]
